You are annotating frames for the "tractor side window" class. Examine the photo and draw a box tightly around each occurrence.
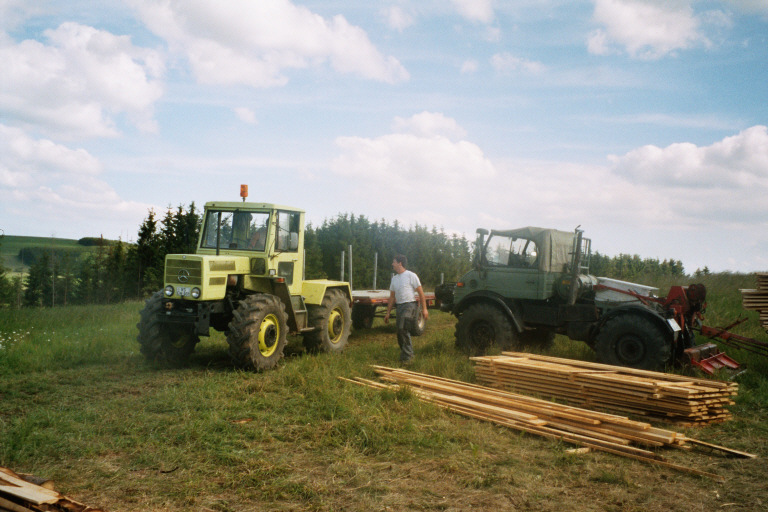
[485,236,538,268]
[276,211,300,252]
[509,238,538,268]
[486,236,513,266]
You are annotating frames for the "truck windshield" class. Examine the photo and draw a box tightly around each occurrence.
[200,210,270,251]
[486,236,538,268]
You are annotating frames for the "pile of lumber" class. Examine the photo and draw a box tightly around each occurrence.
[741,272,768,331]
[0,466,105,512]
[472,352,737,426]
[343,366,753,480]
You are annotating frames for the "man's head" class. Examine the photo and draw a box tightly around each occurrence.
[392,254,407,273]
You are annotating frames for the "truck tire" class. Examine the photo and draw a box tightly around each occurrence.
[352,304,375,330]
[411,309,426,337]
[137,291,199,364]
[594,314,671,371]
[455,303,518,355]
[519,328,555,351]
[227,294,288,371]
[303,289,352,353]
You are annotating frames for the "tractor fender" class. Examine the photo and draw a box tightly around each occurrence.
[595,304,679,344]
[455,291,524,333]
[301,280,352,306]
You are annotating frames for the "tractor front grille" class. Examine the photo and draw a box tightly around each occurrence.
[165,258,203,285]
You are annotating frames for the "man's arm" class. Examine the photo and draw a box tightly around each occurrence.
[384,290,396,324]
[416,285,429,320]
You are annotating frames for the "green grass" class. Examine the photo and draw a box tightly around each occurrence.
[0,235,94,275]
[1,274,768,511]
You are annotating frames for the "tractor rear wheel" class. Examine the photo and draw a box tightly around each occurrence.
[227,294,288,371]
[455,303,518,355]
[595,314,670,371]
[137,291,199,365]
[303,289,352,353]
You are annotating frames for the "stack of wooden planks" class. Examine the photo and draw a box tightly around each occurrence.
[741,272,768,331]
[0,466,105,511]
[343,366,754,480]
[472,352,737,426]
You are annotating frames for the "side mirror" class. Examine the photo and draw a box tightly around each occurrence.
[289,232,299,251]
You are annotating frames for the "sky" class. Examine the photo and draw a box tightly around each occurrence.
[1,0,767,274]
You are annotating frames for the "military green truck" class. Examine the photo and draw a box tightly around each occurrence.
[137,190,352,371]
[437,227,706,371]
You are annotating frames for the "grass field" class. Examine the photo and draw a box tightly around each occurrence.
[1,274,767,511]
[0,235,93,275]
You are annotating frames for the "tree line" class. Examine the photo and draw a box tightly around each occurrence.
[0,204,700,309]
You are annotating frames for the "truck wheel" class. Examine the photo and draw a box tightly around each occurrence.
[227,294,288,371]
[410,309,426,337]
[455,303,517,354]
[595,314,671,370]
[137,292,198,364]
[519,329,555,351]
[352,305,375,330]
[304,289,352,353]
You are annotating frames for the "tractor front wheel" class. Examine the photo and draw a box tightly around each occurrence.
[304,289,352,353]
[137,292,199,365]
[594,314,671,371]
[227,294,288,371]
[455,303,518,355]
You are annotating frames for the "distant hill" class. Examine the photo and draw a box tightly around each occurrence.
[0,235,123,276]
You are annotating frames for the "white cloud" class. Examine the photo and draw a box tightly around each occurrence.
[491,52,546,74]
[451,0,495,23]
[391,111,468,140]
[132,0,409,87]
[0,22,164,139]
[460,59,478,74]
[0,124,152,238]
[589,0,718,59]
[383,6,414,32]
[330,113,495,222]
[234,107,257,124]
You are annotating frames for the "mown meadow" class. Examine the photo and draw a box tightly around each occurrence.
[1,272,767,511]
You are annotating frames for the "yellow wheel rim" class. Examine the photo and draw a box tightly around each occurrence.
[327,308,344,344]
[258,313,280,357]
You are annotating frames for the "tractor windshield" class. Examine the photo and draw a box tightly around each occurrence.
[485,235,538,269]
[200,210,270,251]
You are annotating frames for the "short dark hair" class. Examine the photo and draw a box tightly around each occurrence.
[394,254,407,267]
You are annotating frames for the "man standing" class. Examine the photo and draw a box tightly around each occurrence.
[384,254,429,364]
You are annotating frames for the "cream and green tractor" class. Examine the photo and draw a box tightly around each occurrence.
[137,187,352,371]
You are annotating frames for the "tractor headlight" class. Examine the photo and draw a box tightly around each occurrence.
[191,287,201,299]
[164,285,174,297]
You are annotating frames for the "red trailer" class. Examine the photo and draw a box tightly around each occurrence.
[351,289,439,334]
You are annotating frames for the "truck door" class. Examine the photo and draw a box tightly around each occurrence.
[482,235,542,300]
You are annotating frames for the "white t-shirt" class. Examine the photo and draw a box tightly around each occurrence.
[390,270,422,304]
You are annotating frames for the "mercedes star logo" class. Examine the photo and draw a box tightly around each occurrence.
[178,269,190,283]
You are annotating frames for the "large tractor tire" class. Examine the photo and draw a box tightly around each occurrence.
[455,303,518,355]
[303,289,352,353]
[594,314,671,371]
[137,291,199,365]
[352,304,375,330]
[227,294,288,371]
[518,328,556,351]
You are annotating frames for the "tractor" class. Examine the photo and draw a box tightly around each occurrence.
[137,186,352,371]
[437,226,713,371]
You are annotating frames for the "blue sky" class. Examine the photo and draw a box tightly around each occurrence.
[1,0,767,274]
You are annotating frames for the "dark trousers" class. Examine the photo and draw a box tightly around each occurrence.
[395,302,417,362]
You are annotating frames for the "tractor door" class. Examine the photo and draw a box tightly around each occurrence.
[482,235,543,300]
[272,210,304,295]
